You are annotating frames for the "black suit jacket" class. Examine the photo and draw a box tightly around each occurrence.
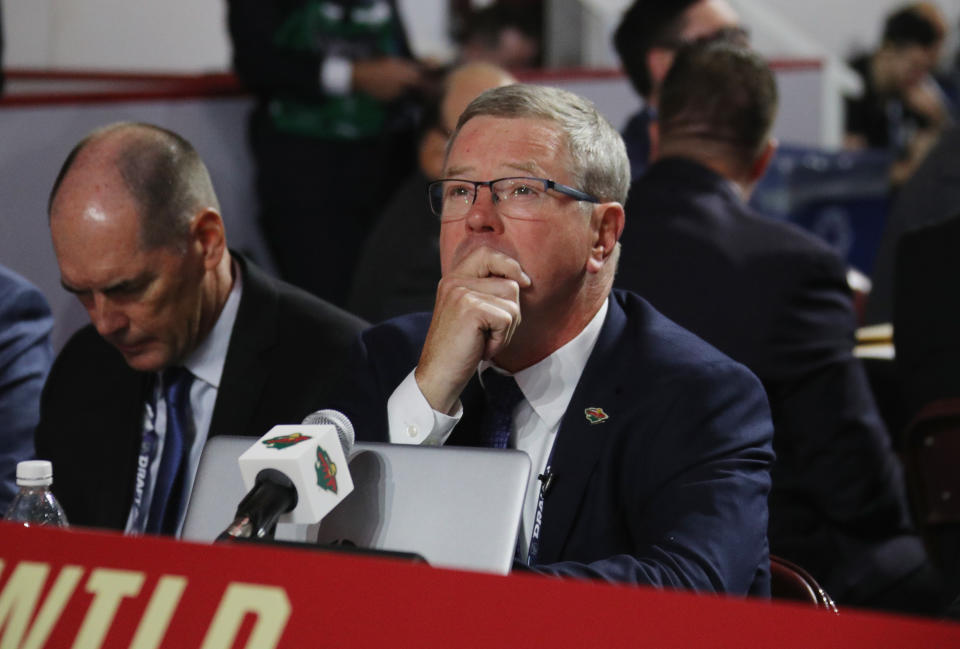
[867,126,960,325]
[617,158,926,604]
[894,213,960,420]
[35,254,366,530]
[332,290,775,595]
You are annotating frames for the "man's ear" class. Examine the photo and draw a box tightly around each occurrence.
[749,138,777,184]
[649,120,660,161]
[646,48,677,100]
[190,208,227,270]
[587,202,625,274]
[419,128,448,180]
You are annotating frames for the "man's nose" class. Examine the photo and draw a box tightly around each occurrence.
[89,293,127,337]
[465,185,504,233]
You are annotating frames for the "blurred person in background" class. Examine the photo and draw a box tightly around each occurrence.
[348,62,516,323]
[866,122,960,327]
[845,3,951,186]
[452,2,541,69]
[618,38,946,615]
[228,0,435,307]
[613,0,743,179]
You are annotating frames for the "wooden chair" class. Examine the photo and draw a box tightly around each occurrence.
[769,555,839,613]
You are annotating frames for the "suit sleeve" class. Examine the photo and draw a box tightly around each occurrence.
[327,318,429,443]
[765,252,916,540]
[533,360,774,595]
[0,279,53,511]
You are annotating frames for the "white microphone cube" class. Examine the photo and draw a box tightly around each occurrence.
[238,424,354,525]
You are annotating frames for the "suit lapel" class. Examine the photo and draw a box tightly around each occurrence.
[88,345,153,527]
[438,295,632,562]
[537,295,630,562]
[209,255,278,439]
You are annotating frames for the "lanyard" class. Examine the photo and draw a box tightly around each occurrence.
[129,433,161,532]
[526,462,553,566]
[128,384,162,533]
[526,426,559,567]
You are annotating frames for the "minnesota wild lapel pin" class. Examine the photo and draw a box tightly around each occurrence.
[584,407,609,424]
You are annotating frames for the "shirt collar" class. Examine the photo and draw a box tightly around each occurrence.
[181,259,243,389]
[481,296,609,431]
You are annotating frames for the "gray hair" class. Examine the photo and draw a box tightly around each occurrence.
[452,84,630,205]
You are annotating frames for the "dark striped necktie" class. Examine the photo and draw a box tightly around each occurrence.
[146,366,193,535]
[478,368,525,449]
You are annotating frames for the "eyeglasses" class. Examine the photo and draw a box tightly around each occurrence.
[427,177,599,222]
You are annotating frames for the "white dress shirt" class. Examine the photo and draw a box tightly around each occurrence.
[125,262,243,536]
[385,298,609,560]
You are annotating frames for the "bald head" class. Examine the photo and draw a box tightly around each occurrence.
[48,123,233,372]
[441,63,517,134]
[418,63,516,180]
[49,122,220,252]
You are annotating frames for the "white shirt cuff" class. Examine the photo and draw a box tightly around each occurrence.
[321,56,353,95]
[387,369,460,446]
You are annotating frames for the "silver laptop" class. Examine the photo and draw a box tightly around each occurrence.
[182,436,531,575]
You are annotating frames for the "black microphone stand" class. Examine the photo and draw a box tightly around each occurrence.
[216,469,298,541]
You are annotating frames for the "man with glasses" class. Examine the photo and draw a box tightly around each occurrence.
[614,0,743,179]
[333,84,775,594]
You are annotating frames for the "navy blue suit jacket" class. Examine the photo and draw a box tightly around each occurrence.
[333,289,775,595]
[0,265,53,511]
[617,158,927,604]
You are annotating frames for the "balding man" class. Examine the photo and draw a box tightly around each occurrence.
[36,123,365,536]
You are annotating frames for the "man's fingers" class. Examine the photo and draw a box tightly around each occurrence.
[437,274,523,305]
[415,245,527,410]
[416,286,520,411]
[453,246,531,287]
[462,293,521,360]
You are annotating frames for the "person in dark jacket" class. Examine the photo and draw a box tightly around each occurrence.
[617,38,944,615]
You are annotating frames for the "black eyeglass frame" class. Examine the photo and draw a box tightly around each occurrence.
[427,176,600,218]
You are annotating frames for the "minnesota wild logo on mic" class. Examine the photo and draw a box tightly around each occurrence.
[315,446,338,494]
[262,432,312,449]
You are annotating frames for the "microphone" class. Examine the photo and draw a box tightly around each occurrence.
[218,409,356,540]
[301,408,355,452]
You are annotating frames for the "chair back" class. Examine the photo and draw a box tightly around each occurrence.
[769,555,839,613]
[901,398,960,528]
[900,398,960,586]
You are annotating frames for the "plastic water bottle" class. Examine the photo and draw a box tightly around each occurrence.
[4,460,68,527]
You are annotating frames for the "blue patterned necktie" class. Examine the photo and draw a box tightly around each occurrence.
[479,368,525,449]
[146,367,193,534]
